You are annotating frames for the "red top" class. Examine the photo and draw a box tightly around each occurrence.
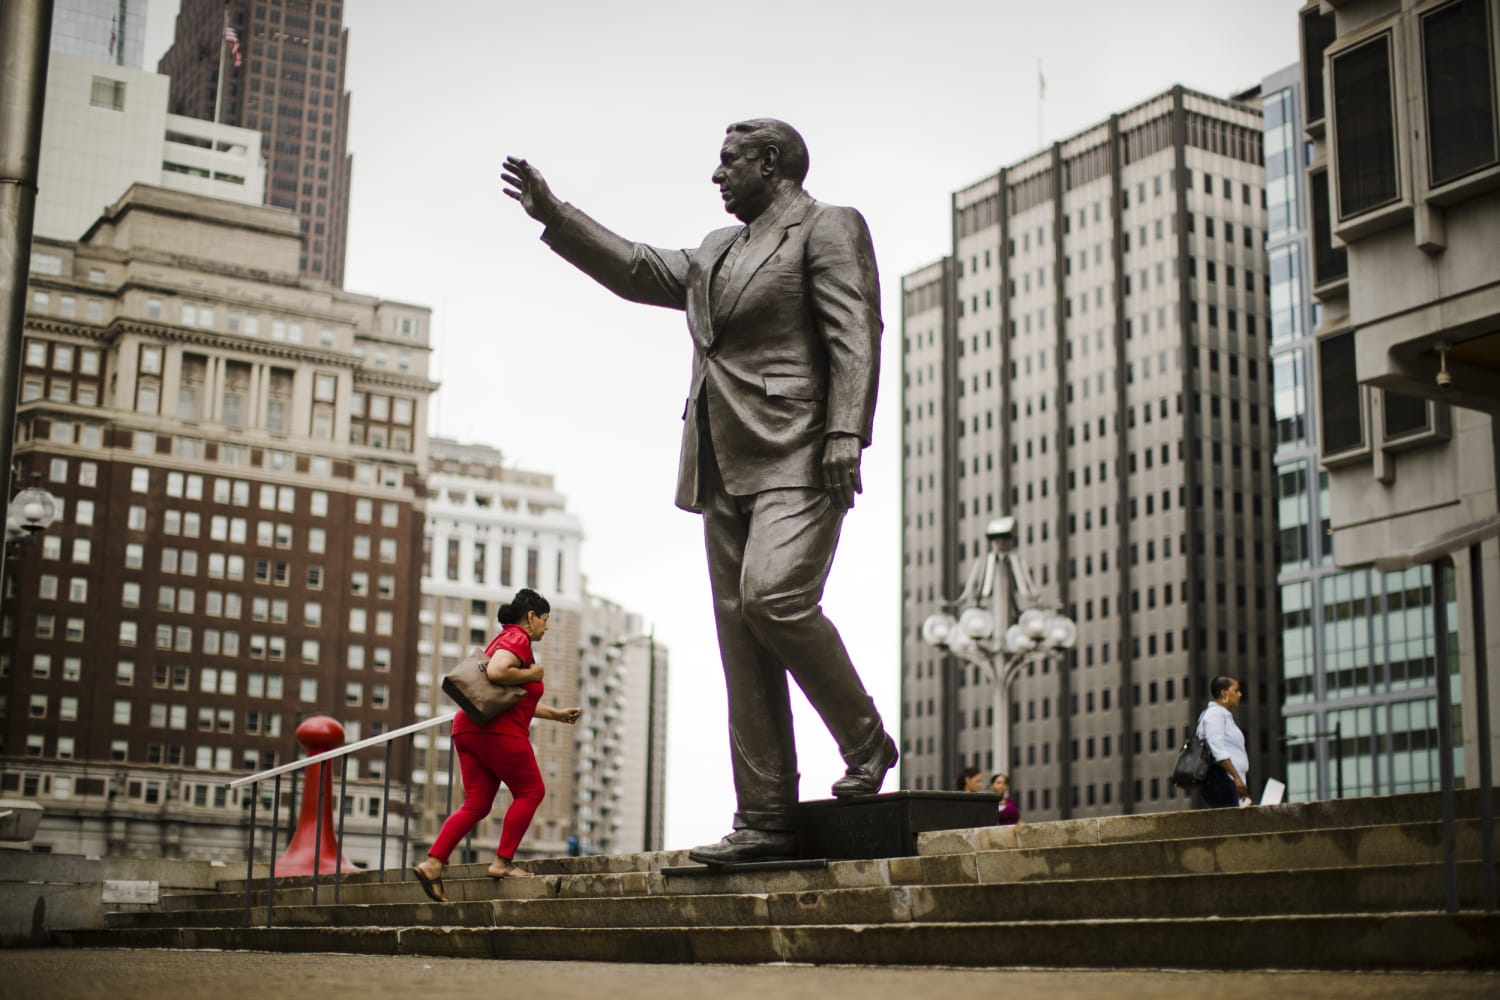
[449,624,543,739]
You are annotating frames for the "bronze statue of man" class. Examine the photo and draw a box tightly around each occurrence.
[501,119,896,864]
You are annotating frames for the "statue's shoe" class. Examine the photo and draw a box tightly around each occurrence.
[831,734,899,797]
[688,828,798,865]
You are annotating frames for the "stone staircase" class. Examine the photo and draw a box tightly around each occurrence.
[53,790,1500,970]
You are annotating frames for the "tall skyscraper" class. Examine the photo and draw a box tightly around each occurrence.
[158,0,352,285]
[901,86,1282,819]
[50,0,150,68]
[1295,0,1498,785]
[1261,61,1460,802]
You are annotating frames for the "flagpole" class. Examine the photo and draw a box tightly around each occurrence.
[213,17,228,124]
[1037,58,1044,148]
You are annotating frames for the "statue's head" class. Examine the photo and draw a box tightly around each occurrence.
[712,118,809,223]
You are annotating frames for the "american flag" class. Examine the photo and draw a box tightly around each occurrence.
[225,25,243,68]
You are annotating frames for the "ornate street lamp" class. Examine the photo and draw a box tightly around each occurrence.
[920,517,1077,773]
[6,478,58,544]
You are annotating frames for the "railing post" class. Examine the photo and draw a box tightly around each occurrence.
[445,735,455,816]
[1433,558,1458,913]
[244,783,257,928]
[379,740,393,882]
[335,754,348,903]
[267,774,281,927]
[1469,542,1495,911]
[401,732,414,874]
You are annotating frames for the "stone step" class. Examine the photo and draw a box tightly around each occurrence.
[917,787,1493,855]
[108,861,1491,930]
[59,912,1500,970]
[205,789,1489,896]
[152,816,1496,913]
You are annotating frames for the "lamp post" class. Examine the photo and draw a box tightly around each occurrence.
[611,628,661,852]
[920,517,1077,773]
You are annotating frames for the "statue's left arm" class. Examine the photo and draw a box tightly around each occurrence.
[807,205,882,509]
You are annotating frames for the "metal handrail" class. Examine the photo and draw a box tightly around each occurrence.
[228,711,458,928]
[227,713,455,789]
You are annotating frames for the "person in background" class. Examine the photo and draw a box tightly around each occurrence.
[955,765,983,792]
[1198,675,1250,809]
[991,773,1021,826]
[413,589,581,902]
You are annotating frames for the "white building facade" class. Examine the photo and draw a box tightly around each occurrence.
[36,53,266,243]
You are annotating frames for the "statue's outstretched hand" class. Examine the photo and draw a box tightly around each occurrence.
[502,156,560,225]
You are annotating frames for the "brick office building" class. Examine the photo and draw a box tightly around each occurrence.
[2,184,435,859]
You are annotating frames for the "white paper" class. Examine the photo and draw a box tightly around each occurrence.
[1260,777,1286,806]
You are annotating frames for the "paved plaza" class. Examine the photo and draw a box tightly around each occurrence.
[1,950,1495,1000]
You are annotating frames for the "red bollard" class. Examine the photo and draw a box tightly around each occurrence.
[276,715,354,876]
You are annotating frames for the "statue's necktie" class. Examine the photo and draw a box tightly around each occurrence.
[711,229,747,313]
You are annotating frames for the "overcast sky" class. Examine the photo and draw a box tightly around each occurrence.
[145,0,1301,850]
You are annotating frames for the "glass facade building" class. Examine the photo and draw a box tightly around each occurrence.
[1262,64,1462,803]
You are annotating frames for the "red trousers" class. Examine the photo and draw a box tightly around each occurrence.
[428,731,545,863]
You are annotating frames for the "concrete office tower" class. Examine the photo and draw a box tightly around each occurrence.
[158,0,352,285]
[416,438,584,860]
[3,184,435,860]
[902,86,1282,820]
[50,0,149,68]
[1262,60,1463,802]
[35,53,266,242]
[576,595,669,855]
[1298,0,1500,782]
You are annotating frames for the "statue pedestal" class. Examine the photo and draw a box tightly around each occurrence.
[793,790,999,860]
[664,792,1002,874]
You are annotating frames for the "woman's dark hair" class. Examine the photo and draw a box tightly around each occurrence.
[1210,675,1238,700]
[497,588,550,626]
[954,765,981,790]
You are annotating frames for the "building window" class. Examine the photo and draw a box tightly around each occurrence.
[1332,33,1400,217]
[1422,0,1498,186]
[1319,332,1365,455]
[1309,168,1348,285]
[89,76,126,111]
[1384,391,1432,440]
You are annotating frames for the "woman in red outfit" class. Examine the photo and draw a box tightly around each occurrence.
[413,589,581,902]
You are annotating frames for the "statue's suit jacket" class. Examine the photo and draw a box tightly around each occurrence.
[541,189,882,513]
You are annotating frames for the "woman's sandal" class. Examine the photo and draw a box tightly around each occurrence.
[487,864,535,879]
[412,865,448,902]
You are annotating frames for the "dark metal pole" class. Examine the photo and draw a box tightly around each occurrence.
[1470,542,1496,911]
[644,627,658,851]
[244,783,258,928]
[267,774,281,927]
[1334,721,1343,800]
[0,0,55,585]
[1433,558,1458,913]
[334,755,348,903]
[445,737,455,816]
[379,740,392,882]
[312,759,324,905]
[400,732,414,873]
